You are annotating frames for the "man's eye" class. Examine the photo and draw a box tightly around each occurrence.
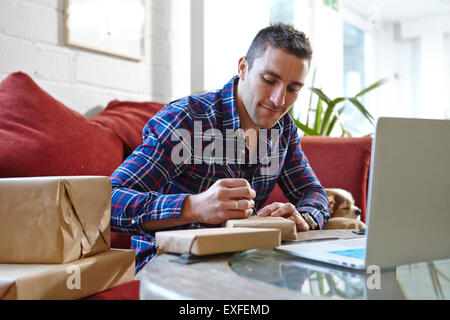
[287,87,300,93]
[262,77,275,84]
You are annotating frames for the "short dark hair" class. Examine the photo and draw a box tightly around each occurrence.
[245,23,313,70]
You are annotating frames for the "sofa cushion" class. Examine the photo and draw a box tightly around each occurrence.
[0,72,124,178]
[91,100,164,158]
[84,280,140,300]
[110,231,132,249]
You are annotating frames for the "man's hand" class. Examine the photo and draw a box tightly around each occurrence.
[257,202,310,232]
[182,178,256,225]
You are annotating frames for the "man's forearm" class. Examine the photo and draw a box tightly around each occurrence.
[141,194,196,231]
[111,185,191,235]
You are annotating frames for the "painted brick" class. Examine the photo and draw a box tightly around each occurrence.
[75,51,150,94]
[0,35,72,82]
[0,0,60,44]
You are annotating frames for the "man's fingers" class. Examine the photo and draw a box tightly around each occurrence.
[296,216,310,232]
[270,203,295,217]
[257,202,282,217]
[223,186,256,200]
[285,212,310,232]
[262,202,310,232]
[228,199,255,211]
[217,178,251,188]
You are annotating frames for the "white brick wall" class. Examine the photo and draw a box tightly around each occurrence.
[0,0,183,115]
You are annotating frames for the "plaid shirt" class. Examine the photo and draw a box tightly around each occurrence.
[110,76,329,273]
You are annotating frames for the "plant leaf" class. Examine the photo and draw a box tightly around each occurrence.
[292,118,321,136]
[323,97,346,135]
[355,78,389,98]
[326,106,346,136]
[320,101,336,135]
[339,122,353,137]
[347,97,374,124]
[332,97,346,105]
[314,97,323,132]
[288,107,294,118]
[310,88,332,105]
[327,115,338,136]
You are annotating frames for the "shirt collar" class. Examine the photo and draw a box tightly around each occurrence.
[221,75,241,132]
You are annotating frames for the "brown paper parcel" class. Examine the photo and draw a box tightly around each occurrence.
[0,249,135,300]
[225,216,298,241]
[155,227,281,255]
[0,176,111,263]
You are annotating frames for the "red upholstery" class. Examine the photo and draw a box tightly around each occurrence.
[265,136,372,222]
[0,72,124,178]
[92,100,164,158]
[84,280,140,300]
[111,231,132,249]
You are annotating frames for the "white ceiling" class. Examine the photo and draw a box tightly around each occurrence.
[342,0,450,22]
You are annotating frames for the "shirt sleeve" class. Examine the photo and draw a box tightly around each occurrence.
[109,106,191,236]
[277,123,330,229]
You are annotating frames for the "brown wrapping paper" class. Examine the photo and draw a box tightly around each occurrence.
[155,227,281,256]
[0,249,135,300]
[225,216,298,241]
[0,176,111,263]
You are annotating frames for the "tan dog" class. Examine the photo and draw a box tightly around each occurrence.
[326,188,362,220]
[324,188,367,230]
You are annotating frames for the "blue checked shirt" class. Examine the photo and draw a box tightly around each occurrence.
[110,76,330,273]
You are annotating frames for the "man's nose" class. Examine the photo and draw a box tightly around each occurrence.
[270,86,286,107]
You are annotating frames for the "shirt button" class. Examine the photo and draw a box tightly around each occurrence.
[131,219,136,224]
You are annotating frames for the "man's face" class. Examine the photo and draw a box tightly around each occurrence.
[237,46,310,130]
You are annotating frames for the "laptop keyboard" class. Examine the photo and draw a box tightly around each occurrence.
[328,248,366,260]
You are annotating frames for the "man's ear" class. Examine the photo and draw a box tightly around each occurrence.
[238,57,248,80]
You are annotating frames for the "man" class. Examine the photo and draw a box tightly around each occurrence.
[110,23,330,273]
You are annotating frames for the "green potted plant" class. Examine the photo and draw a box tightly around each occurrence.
[290,73,388,137]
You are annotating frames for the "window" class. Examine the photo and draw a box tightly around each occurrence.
[270,0,294,25]
[342,21,369,136]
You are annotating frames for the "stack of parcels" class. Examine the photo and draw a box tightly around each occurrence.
[0,176,135,300]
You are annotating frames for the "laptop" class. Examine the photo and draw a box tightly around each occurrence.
[276,117,450,270]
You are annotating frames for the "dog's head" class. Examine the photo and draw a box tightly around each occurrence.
[325,188,362,220]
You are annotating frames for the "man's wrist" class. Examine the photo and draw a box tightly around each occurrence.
[180,194,197,223]
[300,212,319,230]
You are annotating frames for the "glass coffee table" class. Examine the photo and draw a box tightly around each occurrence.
[137,231,450,300]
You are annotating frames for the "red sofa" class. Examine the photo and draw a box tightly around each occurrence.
[0,72,372,299]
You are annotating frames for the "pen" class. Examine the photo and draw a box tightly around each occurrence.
[222,163,257,215]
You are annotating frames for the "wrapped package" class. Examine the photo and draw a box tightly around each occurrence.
[155,227,281,256]
[0,176,111,263]
[225,216,298,241]
[0,249,135,300]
